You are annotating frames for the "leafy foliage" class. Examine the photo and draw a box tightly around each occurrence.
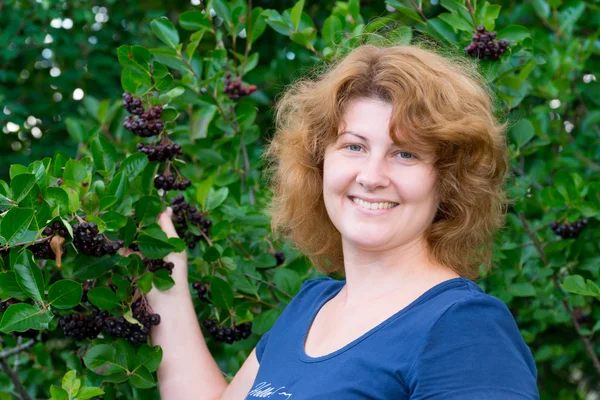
[0,0,599,399]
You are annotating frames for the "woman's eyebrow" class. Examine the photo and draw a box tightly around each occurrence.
[341,131,411,148]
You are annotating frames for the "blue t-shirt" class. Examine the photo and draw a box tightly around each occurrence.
[245,276,539,399]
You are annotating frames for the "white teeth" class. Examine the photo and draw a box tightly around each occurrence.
[351,197,398,210]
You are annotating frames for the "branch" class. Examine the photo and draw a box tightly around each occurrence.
[407,0,428,22]
[0,340,35,359]
[0,358,32,400]
[244,273,292,299]
[518,213,600,377]
[465,0,477,27]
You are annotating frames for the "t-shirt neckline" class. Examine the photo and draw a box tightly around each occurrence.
[297,277,467,363]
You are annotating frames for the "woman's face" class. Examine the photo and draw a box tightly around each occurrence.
[323,97,439,252]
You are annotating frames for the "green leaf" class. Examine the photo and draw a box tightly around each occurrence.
[11,173,36,203]
[81,192,100,215]
[386,0,422,23]
[135,196,162,227]
[48,280,82,309]
[72,255,115,279]
[137,272,154,294]
[561,275,600,297]
[91,136,117,173]
[75,387,105,400]
[14,249,44,302]
[63,159,89,184]
[45,188,69,216]
[129,365,156,388]
[191,105,217,139]
[262,10,292,35]
[136,232,176,259]
[50,385,68,400]
[107,171,130,203]
[115,338,137,371]
[83,344,128,375]
[497,25,530,44]
[136,345,163,373]
[0,271,28,301]
[186,30,205,61]
[150,17,180,49]
[102,211,129,231]
[0,303,53,333]
[64,118,87,143]
[1,207,34,246]
[291,0,304,31]
[508,283,536,297]
[510,118,535,149]
[119,153,149,182]
[205,187,229,211]
[290,27,317,47]
[212,0,232,26]
[210,277,234,310]
[87,287,122,310]
[62,370,81,398]
[179,11,211,31]
[249,7,267,44]
[322,15,342,46]
[153,269,175,291]
[252,308,281,335]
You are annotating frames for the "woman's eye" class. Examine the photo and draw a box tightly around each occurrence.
[396,151,415,159]
[345,144,362,152]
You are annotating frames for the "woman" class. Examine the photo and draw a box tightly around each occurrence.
[147,44,540,399]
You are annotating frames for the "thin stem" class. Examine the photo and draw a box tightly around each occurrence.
[465,0,477,27]
[227,236,252,258]
[407,0,428,22]
[235,293,279,309]
[518,213,600,377]
[0,358,32,400]
[244,273,292,299]
[0,340,36,359]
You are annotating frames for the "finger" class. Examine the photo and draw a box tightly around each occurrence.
[157,207,179,239]
[118,247,143,258]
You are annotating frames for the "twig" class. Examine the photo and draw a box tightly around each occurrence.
[465,0,477,27]
[244,273,292,299]
[0,340,36,359]
[0,358,32,400]
[518,213,600,377]
[408,0,428,22]
[227,236,252,258]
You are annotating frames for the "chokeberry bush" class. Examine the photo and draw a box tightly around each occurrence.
[0,0,599,399]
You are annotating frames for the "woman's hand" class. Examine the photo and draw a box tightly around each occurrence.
[119,207,189,286]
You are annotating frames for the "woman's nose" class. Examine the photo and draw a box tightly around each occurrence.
[355,156,390,191]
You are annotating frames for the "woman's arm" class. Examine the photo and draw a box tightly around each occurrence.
[145,209,260,400]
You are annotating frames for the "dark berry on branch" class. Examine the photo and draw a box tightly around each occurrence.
[224,73,257,101]
[274,251,285,266]
[464,25,508,60]
[203,319,252,344]
[550,218,588,239]
[72,223,123,256]
[192,282,211,303]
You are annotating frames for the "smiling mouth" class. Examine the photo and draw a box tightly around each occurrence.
[348,196,399,211]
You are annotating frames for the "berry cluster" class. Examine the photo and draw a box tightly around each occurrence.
[274,251,285,266]
[550,219,588,239]
[464,25,508,60]
[43,221,68,238]
[170,195,212,249]
[58,312,104,341]
[203,319,252,344]
[137,142,183,162]
[30,239,66,260]
[123,93,165,138]
[192,281,211,303]
[72,222,124,257]
[59,304,161,345]
[154,173,191,192]
[144,258,175,274]
[224,72,257,101]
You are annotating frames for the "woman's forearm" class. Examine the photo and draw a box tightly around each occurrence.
[146,280,228,400]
